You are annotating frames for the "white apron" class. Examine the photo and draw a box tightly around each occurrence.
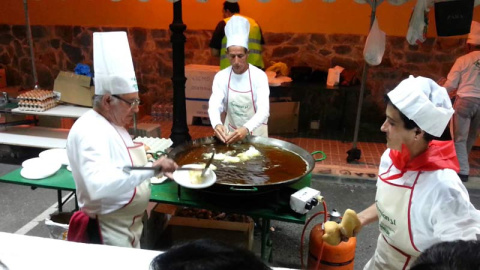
[364,168,422,270]
[97,141,151,248]
[224,68,268,137]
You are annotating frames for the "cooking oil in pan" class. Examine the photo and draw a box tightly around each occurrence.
[174,143,308,185]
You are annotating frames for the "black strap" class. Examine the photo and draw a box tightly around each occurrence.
[87,217,102,244]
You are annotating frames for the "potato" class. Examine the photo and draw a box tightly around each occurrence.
[189,170,205,185]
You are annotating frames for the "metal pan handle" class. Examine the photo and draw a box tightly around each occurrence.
[229,186,259,192]
[311,150,326,162]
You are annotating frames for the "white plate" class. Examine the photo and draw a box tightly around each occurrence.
[172,164,216,189]
[20,161,61,180]
[22,157,44,168]
[39,148,69,166]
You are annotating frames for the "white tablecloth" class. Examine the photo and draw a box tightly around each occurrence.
[0,232,297,270]
[0,232,160,270]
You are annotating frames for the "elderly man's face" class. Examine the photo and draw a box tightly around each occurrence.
[109,92,140,127]
[227,46,249,74]
[380,103,416,151]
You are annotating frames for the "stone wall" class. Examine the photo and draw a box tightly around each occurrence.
[0,24,466,125]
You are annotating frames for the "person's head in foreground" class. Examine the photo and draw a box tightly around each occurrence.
[150,239,271,270]
[410,240,480,270]
[382,75,454,158]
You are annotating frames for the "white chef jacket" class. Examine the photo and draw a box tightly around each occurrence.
[208,64,270,133]
[66,110,154,216]
[443,50,480,98]
[377,149,480,251]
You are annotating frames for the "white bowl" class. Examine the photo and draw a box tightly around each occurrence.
[172,164,216,189]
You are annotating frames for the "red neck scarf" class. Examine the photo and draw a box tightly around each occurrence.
[382,140,459,181]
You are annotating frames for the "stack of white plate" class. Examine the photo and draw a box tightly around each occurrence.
[39,149,69,165]
[20,148,70,179]
[39,148,71,171]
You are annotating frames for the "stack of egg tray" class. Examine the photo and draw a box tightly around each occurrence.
[17,89,57,112]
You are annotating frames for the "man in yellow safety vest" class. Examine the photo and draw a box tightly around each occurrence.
[209,1,265,70]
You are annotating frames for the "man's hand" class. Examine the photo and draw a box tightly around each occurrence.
[225,126,249,144]
[213,124,228,143]
[153,156,178,179]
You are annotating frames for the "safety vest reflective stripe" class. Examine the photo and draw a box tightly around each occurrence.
[220,15,264,70]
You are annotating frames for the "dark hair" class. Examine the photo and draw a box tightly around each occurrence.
[223,1,240,14]
[150,239,271,270]
[410,240,480,270]
[384,94,436,142]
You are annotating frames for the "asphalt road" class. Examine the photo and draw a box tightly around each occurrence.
[1,162,479,270]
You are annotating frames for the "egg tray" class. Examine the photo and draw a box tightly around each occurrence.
[133,137,173,156]
[18,98,57,112]
[17,90,56,101]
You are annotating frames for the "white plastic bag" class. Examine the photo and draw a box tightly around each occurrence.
[45,213,71,240]
[406,0,428,45]
[363,17,386,66]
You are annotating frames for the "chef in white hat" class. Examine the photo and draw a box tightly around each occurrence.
[66,31,177,248]
[338,76,480,269]
[442,21,480,183]
[208,15,269,144]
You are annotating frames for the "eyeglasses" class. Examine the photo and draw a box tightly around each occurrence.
[112,95,141,109]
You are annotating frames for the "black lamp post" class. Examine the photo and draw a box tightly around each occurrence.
[346,0,377,163]
[169,0,191,147]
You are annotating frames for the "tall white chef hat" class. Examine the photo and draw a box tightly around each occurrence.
[467,21,480,45]
[93,31,138,95]
[225,15,250,50]
[387,75,454,137]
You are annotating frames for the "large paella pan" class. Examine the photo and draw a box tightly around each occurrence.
[168,136,315,191]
